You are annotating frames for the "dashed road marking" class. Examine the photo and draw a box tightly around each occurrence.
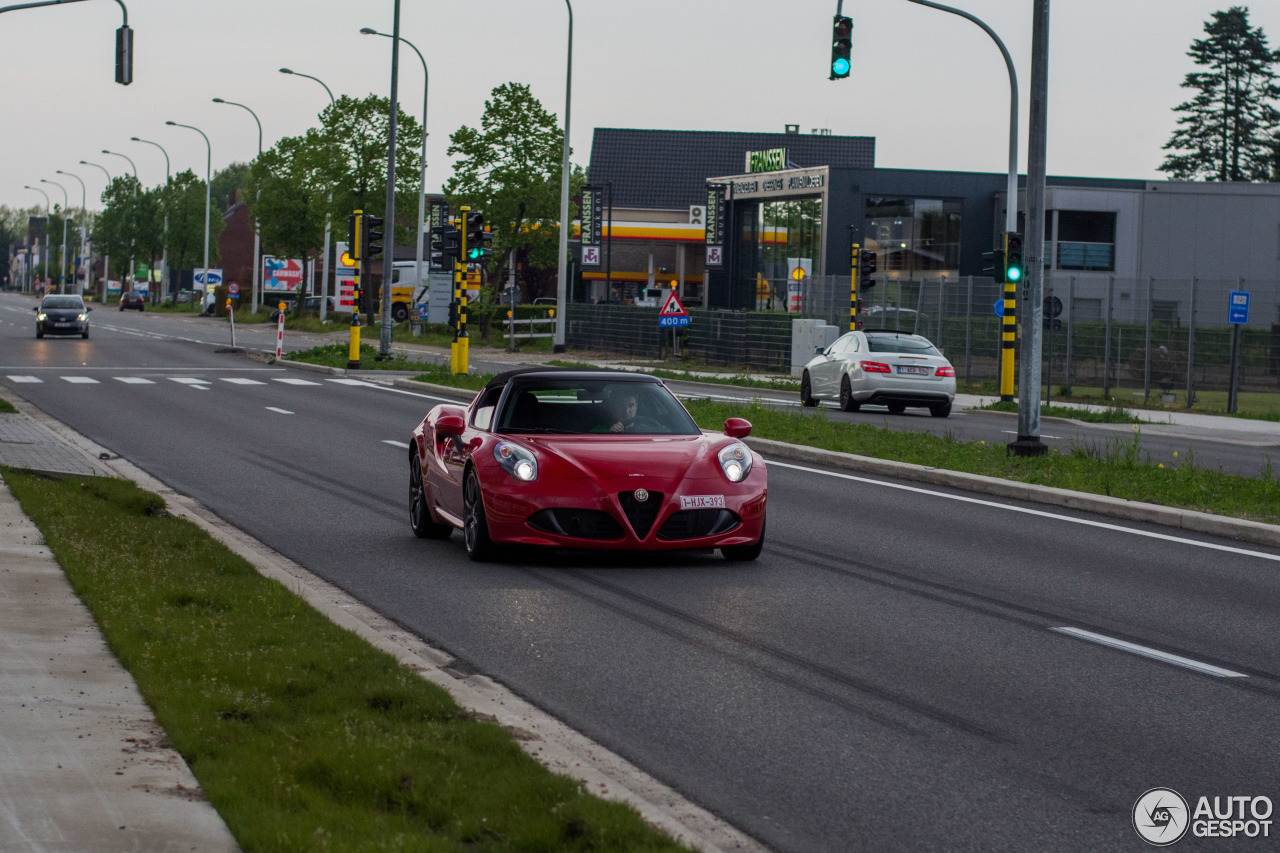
[265,407,294,415]
[114,377,155,384]
[61,377,99,384]
[1051,627,1247,678]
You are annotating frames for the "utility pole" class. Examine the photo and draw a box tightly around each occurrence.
[378,0,402,360]
[1010,0,1050,457]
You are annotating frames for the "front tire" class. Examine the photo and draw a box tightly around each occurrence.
[410,451,452,539]
[463,467,497,562]
[887,402,906,415]
[36,328,43,339]
[392,303,409,323]
[82,328,89,339]
[800,371,818,407]
[839,377,860,413]
[721,518,765,562]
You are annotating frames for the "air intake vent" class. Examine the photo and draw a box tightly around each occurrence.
[527,509,624,541]
[657,509,741,541]
[617,491,664,540]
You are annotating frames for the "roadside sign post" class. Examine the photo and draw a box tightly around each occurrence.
[1227,289,1249,414]
[276,302,286,359]
[226,298,236,348]
[658,287,690,359]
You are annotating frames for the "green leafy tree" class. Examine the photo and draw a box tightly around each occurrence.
[94,176,142,286]
[444,82,584,303]
[246,135,328,305]
[1160,6,1280,181]
[161,169,222,282]
[211,162,252,214]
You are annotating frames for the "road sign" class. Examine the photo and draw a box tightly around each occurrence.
[262,256,304,291]
[194,268,223,288]
[1044,295,1063,319]
[993,299,1004,318]
[228,282,240,296]
[658,290,690,327]
[1228,290,1250,324]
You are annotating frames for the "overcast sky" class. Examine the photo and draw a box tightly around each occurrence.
[4,0,1278,212]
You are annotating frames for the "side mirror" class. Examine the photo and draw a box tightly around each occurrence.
[814,346,824,355]
[32,306,39,311]
[724,417,752,438]
[85,306,93,312]
[436,409,466,437]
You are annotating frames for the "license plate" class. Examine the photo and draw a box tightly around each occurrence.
[55,322,72,327]
[680,495,725,510]
[897,365,930,375]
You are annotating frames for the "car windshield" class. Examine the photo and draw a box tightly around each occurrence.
[495,378,701,436]
[41,297,84,310]
[866,335,940,355]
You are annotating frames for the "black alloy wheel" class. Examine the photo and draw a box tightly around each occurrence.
[839,377,860,412]
[800,371,817,407]
[410,451,452,539]
[463,468,497,561]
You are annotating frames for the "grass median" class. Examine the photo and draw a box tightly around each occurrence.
[395,368,1280,525]
[2,469,690,853]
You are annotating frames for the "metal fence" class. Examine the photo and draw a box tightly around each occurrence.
[567,277,1280,402]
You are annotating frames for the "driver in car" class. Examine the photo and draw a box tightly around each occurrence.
[598,390,639,433]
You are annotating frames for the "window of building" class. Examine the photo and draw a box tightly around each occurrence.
[865,197,962,278]
[1055,210,1115,271]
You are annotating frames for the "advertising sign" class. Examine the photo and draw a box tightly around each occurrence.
[428,199,451,271]
[705,184,726,268]
[580,185,603,266]
[194,268,223,290]
[262,256,304,291]
[745,148,788,173]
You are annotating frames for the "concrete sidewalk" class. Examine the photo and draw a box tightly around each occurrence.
[0,412,239,853]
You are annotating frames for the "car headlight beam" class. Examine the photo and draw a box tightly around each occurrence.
[494,441,538,482]
[37,313,47,321]
[717,442,752,483]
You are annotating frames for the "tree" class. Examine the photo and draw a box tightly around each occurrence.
[210,162,252,213]
[444,82,585,303]
[161,169,222,281]
[94,176,142,286]
[1160,6,1280,181]
[246,135,328,305]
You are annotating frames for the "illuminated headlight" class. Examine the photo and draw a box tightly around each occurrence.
[717,442,752,483]
[78,313,87,321]
[37,313,47,321]
[493,441,538,482]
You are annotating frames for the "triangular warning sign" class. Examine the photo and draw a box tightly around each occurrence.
[659,290,688,317]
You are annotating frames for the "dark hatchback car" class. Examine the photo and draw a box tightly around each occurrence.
[119,290,145,311]
[35,296,92,339]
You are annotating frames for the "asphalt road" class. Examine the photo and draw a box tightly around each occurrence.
[3,292,1279,851]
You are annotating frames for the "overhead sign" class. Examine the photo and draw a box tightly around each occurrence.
[705,184,726,268]
[262,256,304,291]
[745,148,788,173]
[580,185,603,266]
[1228,290,1250,325]
[658,290,690,327]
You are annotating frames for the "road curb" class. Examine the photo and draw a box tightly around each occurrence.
[743,436,1280,549]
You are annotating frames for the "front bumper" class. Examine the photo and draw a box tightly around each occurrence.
[37,320,88,335]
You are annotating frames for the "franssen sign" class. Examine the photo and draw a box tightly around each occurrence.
[715,167,829,200]
[745,148,788,173]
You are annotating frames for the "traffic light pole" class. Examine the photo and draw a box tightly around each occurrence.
[849,238,859,331]
[348,211,363,370]
[1010,0,1050,457]
[451,207,470,375]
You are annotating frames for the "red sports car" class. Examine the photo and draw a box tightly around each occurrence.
[410,369,767,561]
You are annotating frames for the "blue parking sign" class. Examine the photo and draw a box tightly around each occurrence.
[1228,290,1250,325]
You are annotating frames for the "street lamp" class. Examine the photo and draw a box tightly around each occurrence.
[131,136,170,303]
[56,170,88,296]
[80,160,113,298]
[361,26,428,319]
[279,68,336,320]
[553,0,573,352]
[23,185,50,292]
[166,121,213,309]
[213,98,264,313]
[41,178,69,293]
[103,148,138,292]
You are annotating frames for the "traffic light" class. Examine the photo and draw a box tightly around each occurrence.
[443,227,462,264]
[115,25,133,86]
[830,15,852,80]
[1004,232,1024,284]
[465,212,491,261]
[429,225,445,271]
[982,245,1006,283]
[859,250,877,286]
[364,215,385,260]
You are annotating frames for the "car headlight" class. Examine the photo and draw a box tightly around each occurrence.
[717,442,752,483]
[37,313,46,321]
[493,441,538,482]
[78,313,87,321]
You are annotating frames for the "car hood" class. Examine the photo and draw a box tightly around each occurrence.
[514,434,722,485]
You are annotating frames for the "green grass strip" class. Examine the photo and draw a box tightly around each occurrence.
[976,399,1151,424]
[0,396,17,414]
[3,471,689,853]
[288,342,425,372]
[546,361,798,393]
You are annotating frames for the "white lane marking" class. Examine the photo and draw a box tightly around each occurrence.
[114,377,155,384]
[327,378,380,386]
[1001,429,1061,440]
[221,378,267,385]
[340,381,472,404]
[767,459,1280,564]
[265,407,294,415]
[1051,627,1247,678]
[382,439,410,449]
[7,376,42,383]
[169,378,211,385]
[273,377,322,386]
[61,377,99,384]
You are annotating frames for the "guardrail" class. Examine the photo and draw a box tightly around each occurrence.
[504,315,556,351]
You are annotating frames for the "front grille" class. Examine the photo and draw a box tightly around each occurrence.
[527,509,624,541]
[657,509,741,541]
[617,491,664,539]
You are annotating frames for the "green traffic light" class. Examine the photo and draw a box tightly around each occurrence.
[1007,266,1022,282]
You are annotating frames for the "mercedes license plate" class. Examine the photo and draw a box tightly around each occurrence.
[680,495,726,510]
[897,365,930,375]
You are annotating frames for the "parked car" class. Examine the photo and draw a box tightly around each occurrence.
[410,369,767,562]
[34,295,91,339]
[800,330,956,417]
[270,296,336,322]
[119,291,145,311]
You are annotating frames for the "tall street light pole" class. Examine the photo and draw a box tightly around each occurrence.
[280,68,335,321]
[166,121,212,308]
[131,136,170,303]
[553,0,573,352]
[213,98,263,313]
[40,178,69,292]
[81,159,112,299]
[23,185,50,292]
[56,169,87,296]
[103,148,138,292]
[361,25,428,316]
